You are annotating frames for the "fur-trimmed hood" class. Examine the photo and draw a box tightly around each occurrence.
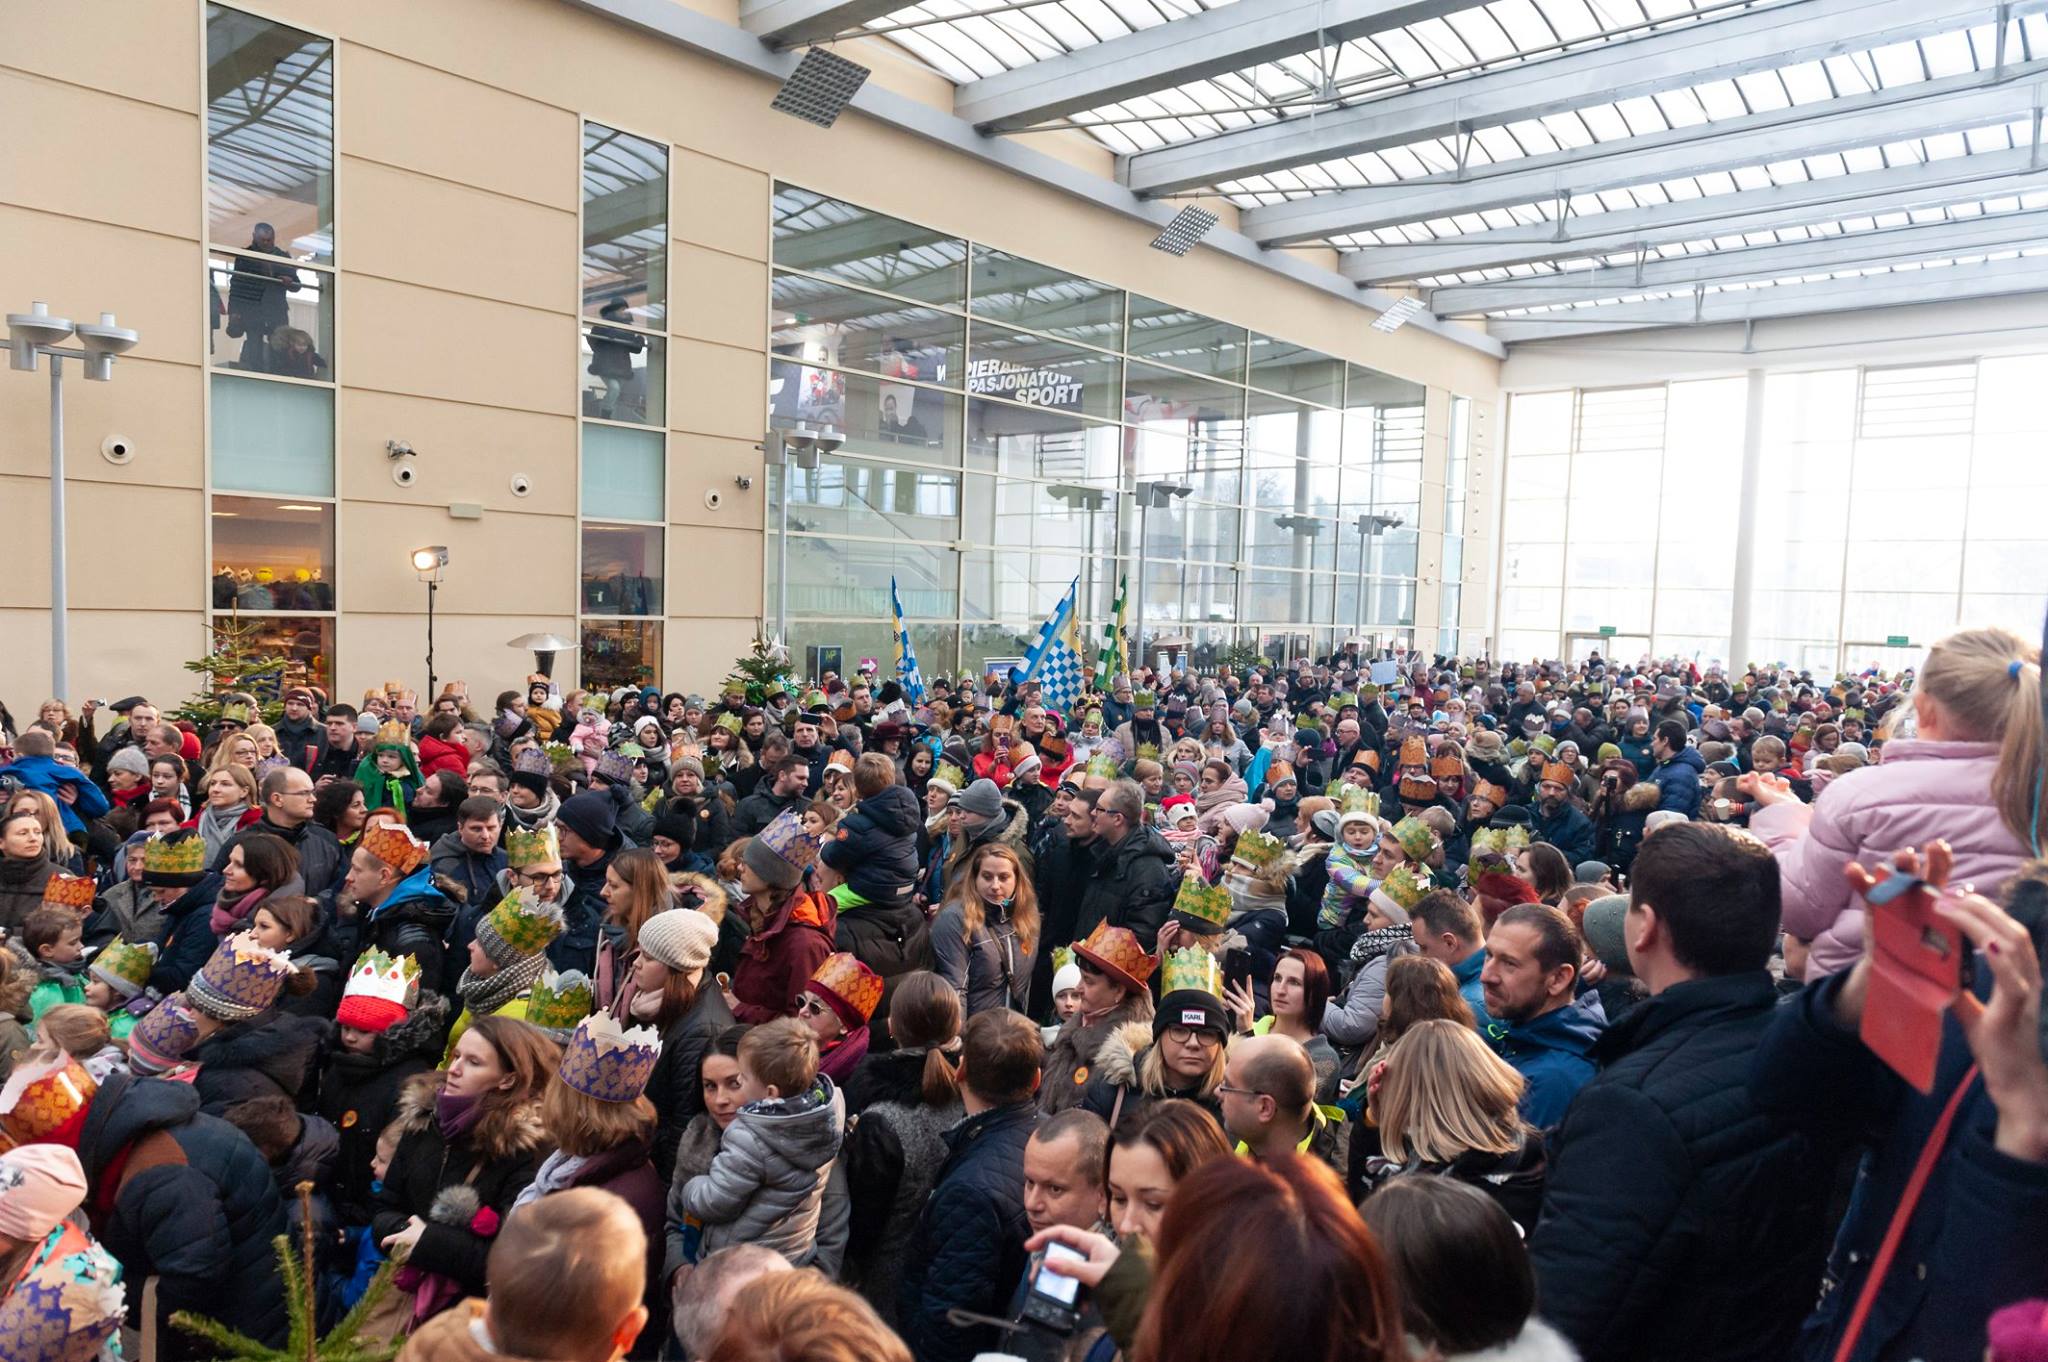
[1091,1020,1156,1092]
[392,1070,548,1161]
[1441,1318,1581,1362]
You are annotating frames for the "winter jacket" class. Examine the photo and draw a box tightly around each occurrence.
[1451,946,1495,1030]
[1750,739,2027,979]
[840,1049,964,1325]
[147,875,226,995]
[339,866,459,987]
[730,890,838,1023]
[819,783,923,904]
[550,842,621,975]
[935,798,1034,903]
[734,786,805,839]
[1533,801,1596,866]
[416,734,469,781]
[1078,1023,1224,1128]
[0,752,109,833]
[317,993,453,1225]
[1359,1132,1549,1237]
[88,878,165,949]
[191,1008,327,1113]
[644,982,736,1184]
[429,832,506,919]
[222,815,345,900]
[549,1136,667,1356]
[394,1300,535,1362]
[897,1102,1040,1362]
[277,909,347,1021]
[1633,746,1706,818]
[931,895,1034,1017]
[1489,997,1604,1129]
[1040,993,1155,1114]
[833,895,932,1031]
[1074,826,1177,953]
[374,1073,548,1300]
[1533,972,1835,1362]
[74,1070,289,1359]
[1751,966,2048,1362]
[676,1076,846,1263]
[0,854,58,935]
[1321,936,1417,1050]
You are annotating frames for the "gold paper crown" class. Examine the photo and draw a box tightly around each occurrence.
[810,951,884,1024]
[1171,875,1233,929]
[478,885,566,961]
[1050,944,1075,973]
[1131,690,1156,707]
[1430,751,1464,781]
[527,968,595,1037]
[1230,829,1286,872]
[1540,761,1575,787]
[1337,784,1379,823]
[142,832,206,880]
[930,760,968,793]
[1134,741,1161,763]
[41,873,96,912]
[1160,944,1223,999]
[361,822,429,874]
[1399,735,1427,767]
[1473,780,1510,809]
[560,1013,662,1103]
[1392,815,1437,863]
[373,719,412,750]
[715,711,744,734]
[0,1053,98,1145]
[505,823,561,872]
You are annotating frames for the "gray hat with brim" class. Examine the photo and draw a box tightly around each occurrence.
[1581,894,1633,976]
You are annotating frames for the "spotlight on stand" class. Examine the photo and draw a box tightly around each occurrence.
[1149,206,1218,257]
[772,48,870,128]
[411,545,448,703]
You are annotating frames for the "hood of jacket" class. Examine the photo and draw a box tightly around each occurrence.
[391,1070,548,1162]
[1092,1020,1157,1091]
[843,1046,937,1114]
[1439,1318,1579,1362]
[75,1071,201,1178]
[856,782,924,837]
[1500,996,1605,1059]
[738,1076,846,1173]
[372,865,460,924]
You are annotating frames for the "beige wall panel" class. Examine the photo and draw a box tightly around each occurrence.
[338,275,574,414]
[0,477,201,612]
[666,526,764,617]
[0,1,198,112]
[339,46,577,209]
[671,243,767,351]
[668,433,768,529]
[669,340,766,441]
[0,608,206,713]
[0,205,203,369]
[342,158,576,314]
[670,149,769,261]
[337,612,578,702]
[0,358,202,489]
[338,390,575,512]
[337,503,577,617]
[0,71,198,239]
[661,617,762,693]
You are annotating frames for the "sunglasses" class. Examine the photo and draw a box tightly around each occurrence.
[797,995,831,1019]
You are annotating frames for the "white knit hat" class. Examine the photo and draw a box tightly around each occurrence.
[637,908,718,974]
[1051,959,1082,998]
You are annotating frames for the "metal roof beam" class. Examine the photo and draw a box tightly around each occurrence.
[1486,251,2048,341]
[1340,147,2048,282]
[1429,209,2048,312]
[740,0,909,48]
[1128,0,2039,196]
[1246,62,2048,245]
[952,0,1470,132]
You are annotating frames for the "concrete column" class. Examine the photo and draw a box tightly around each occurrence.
[1728,368,1766,668]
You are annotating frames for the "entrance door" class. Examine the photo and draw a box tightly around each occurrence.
[1567,632,1648,665]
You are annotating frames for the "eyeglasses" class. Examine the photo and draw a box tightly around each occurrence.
[1214,1083,1265,1100]
[1162,1025,1221,1048]
[797,995,830,1018]
[520,870,565,886]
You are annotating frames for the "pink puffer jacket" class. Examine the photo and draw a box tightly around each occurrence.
[1750,739,2026,979]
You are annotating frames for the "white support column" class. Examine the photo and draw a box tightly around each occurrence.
[1729,368,1766,668]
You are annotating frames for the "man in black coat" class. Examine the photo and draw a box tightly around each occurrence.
[734,757,809,838]
[1531,822,1833,1362]
[899,1010,1044,1362]
[272,686,322,770]
[221,764,344,899]
[1029,792,1098,1017]
[1074,781,1176,953]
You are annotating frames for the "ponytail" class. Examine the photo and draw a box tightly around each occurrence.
[1918,627,2045,851]
[921,1046,961,1108]
[884,970,965,1109]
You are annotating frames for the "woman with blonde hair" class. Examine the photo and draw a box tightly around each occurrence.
[707,1269,911,1362]
[208,729,262,774]
[930,841,1038,1017]
[1744,624,2043,978]
[1361,1018,1546,1233]
[596,846,675,1011]
[186,762,261,863]
[4,788,78,874]
[245,721,281,762]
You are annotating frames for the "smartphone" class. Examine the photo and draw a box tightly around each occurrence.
[1018,1243,1087,1334]
[1222,948,1256,994]
[1861,865,1966,1095]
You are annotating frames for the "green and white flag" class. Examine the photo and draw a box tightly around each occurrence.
[1097,572,1128,687]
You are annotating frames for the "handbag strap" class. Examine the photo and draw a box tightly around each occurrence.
[1830,1062,1979,1362]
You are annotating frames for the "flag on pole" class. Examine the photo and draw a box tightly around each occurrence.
[890,576,924,706]
[1097,572,1129,688]
[1012,578,1086,711]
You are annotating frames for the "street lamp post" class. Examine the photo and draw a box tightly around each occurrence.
[1353,512,1404,646]
[1048,483,1108,642]
[1132,481,1192,677]
[412,546,449,702]
[766,425,837,652]
[8,301,141,699]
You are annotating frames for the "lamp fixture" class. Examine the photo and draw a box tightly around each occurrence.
[1149,206,1218,257]
[411,545,449,580]
[771,48,870,128]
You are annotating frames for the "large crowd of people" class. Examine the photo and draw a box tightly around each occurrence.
[0,627,2045,1362]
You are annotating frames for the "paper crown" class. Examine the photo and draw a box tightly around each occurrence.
[505,823,562,872]
[1531,734,1558,755]
[527,968,595,1039]
[1337,784,1379,826]
[338,950,421,1033]
[477,885,566,964]
[1472,780,1511,810]
[1131,691,1156,708]
[88,939,158,1000]
[0,1212,125,1362]
[41,873,95,913]
[1469,824,1530,861]
[253,753,290,782]
[1373,863,1429,916]
[1229,829,1287,873]
[1392,815,1437,863]
[1397,771,1439,802]
[1264,760,1296,788]
[127,993,201,1074]
[1050,944,1075,974]
[1134,741,1162,764]
[930,760,968,794]
[714,711,745,735]
[361,822,429,874]
[189,931,296,1022]
[1083,752,1121,782]
[1430,751,1464,782]
[219,700,253,726]
[1345,747,1382,775]
[512,746,554,780]
[1159,944,1223,1000]
[141,832,206,886]
[1399,735,1427,768]
[373,720,411,751]
[756,808,823,878]
[809,952,883,1028]
[0,1054,98,1146]
[1539,761,1575,787]
[1171,875,1234,933]
[593,750,635,785]
[1072,921,1156,994]
[1331,692,1358,709]
[560,1013,662,1103]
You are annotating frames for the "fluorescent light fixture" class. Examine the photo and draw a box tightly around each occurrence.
[771,48,870,128]
[1371,297,1427,333]
[274,503,323,511]
[1149,206,1218,257]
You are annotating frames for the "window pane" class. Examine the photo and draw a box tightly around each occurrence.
[211,374,334,495]
[582,425,665,522]
[1247,393,1342,460]
[1346,365,1428,415]
[1248,334,1343,406]
[770,536,958,620]
[1127,296,1247,381]
[960,476,1116,557]
[207,252,332,379]
[773,273,963,389]
[769,456,959,540]
[969,246,1123,350]
[211,615,333,694]
[770,362,959,465]
[967,321,1123,423]
[582,524,663,616]
[210,496,334,610]
[772,185,966,308]
[581,327,665,425]
[583,122,668,327]
[206,5,333,261]
[1247,460,1339,521]
[1124,360,1246,440]
[961,549,1087,624]
[964,400,1123,482]
[582,620,661,690]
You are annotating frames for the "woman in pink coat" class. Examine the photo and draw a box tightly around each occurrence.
[1742,626,2041,979]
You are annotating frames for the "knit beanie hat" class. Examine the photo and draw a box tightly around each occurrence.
[652,804,697,851]
[557,790,617,847]
[107,746,150,779]
[0,1144,88,1241]
[637,908,719,974]
[956,778,1004,821]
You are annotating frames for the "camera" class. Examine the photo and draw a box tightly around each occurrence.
[703,488,725,511]
[1017,1244,1086,1335]
[392,462,418,487]
[100,434,135,464]
[509,473,533,497]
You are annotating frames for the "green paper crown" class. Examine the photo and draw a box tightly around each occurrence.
[480,885,566,959]
[1376,863,1428,912]
[1051,945,1075,973]
[1135,741,1161,763]
[1230,829,1286,872]
[1392,815,1436,862]
[715,712,744,734]
[544,741,575,769]
[1332,692,1357,709]
[143,833,206,879]
[1172,876,1233,928]
[1131,690,1156,708]
[527,968,595,1037]
[1531,734,1557,755]
[1336,784,1378,820]
[1160,944,1223,999]
[1085,752,1121,780]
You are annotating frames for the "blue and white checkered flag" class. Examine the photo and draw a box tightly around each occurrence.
[1012,578,1084,709]
[890,576,924,706]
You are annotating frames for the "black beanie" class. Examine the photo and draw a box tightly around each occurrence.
[1154,989,1230,1042]
[652,801,697,852]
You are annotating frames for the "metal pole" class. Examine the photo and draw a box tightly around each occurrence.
[425,580,438,705]
[49,356,67,701]
[1134,494,1150,680]
[776,444,792,649]
[1354,517,1368,641]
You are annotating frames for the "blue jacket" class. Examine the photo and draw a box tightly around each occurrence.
[1645,747,1707,818]
[1451,947,1494,1031]
[1751,967,2048,1362]
[0,753,110,833]
[819,783,922,904]
[1489,997,1604,1129]
[898,1102,1039,1362]
[1533,801,1596,865]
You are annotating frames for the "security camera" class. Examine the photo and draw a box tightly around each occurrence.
[386,440,414,459]
[392,462,418,487]
[509,473,533,497]
[100,434,135,465]
[734,474,754,491]
[704,488,725,511]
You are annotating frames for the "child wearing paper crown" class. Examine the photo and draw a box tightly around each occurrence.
[353,720,422,814]
[319,949,453,1230]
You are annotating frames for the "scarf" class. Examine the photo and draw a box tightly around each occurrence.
[209,884,266,937]
[504,789,560,831]
[457,951,549,1019]
[195,801,249,862]
[1349,923,1414,966]
[629,988,664,1022]
[1194,777,1248,836]
[509,1150,591,1212]
[436,1091,484,1143]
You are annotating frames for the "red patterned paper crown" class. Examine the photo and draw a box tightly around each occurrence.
[809,952,882,1027]
[559,1014,662,1103]
[40,874,95,913]
[361,822,429,874]
[0,1054,98,1147]
[1073,920,1156,995]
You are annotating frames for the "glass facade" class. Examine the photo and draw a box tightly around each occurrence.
[768,184,1438,676]
[205,4,336,693]
[1499,359,2047,671]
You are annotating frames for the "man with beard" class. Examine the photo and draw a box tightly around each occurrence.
[1110,691,1166,760]
[272,687,322,769]
[1482,903,1604,1128]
